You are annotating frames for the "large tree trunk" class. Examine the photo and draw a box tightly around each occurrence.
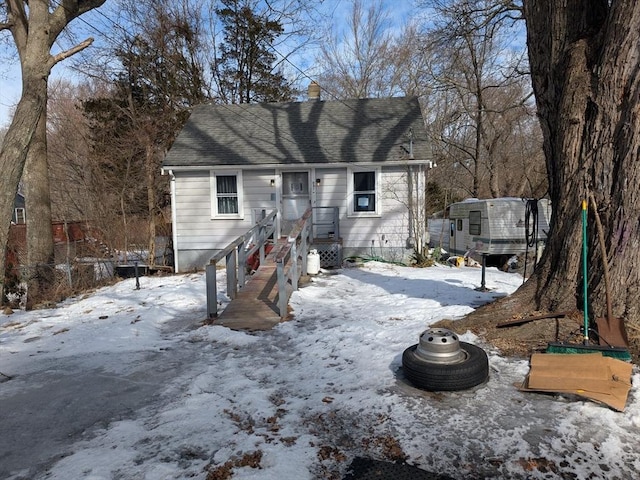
[454,1,640,357]
[24,100,55,309]
[0,0,106,304]
[18,3,57,309]
[523,1,640,323]
[0,87,45,303]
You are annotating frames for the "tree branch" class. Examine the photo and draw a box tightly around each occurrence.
[5,0,28,51]
[49,0,107,40]
[50,37,94,67]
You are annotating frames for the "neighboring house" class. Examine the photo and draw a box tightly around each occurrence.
[8,192,106,269]
[162,86,432,273]
[12,192,26,224]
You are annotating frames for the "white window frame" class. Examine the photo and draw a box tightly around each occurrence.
[210,170,244,219]
[14,207,26,224]
[347,167,381,217]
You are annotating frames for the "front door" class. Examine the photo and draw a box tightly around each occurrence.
[281,171,310,234]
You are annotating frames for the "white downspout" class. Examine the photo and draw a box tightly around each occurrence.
[168,169,179,273]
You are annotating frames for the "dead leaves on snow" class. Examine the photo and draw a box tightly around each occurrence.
[205,450,263,480]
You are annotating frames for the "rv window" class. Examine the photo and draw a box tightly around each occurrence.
[457,219,462,231]
[469,210,481,235]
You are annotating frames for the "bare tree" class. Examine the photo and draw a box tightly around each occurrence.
[316,0,400,99]
[80,0,208,265]
[47,79,94,223]
[422,0,536,199]
[0,0,107,305]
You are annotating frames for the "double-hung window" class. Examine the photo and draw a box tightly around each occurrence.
[349,168,380,216]
[14,207,26,224]
[210,170,244,218]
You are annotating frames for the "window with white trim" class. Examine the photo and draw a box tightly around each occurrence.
[15,207,26,224]
[349,168,380,216]
[210,170,244,218]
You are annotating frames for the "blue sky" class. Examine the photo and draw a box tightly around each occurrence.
[0,64,20,128]
[0,0,416,128]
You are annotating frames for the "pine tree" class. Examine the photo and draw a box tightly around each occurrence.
[213,0,293,104]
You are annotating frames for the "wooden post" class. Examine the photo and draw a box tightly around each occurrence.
[259,225,266,265]
[300,224,308,275]
[206,262,218,317]
[238,240,246,288]
[291,242,298,291]
[227,249,237,299]
[277,259,287,318]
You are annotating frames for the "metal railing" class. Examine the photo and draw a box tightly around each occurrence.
[311,206,340,240]
[205,209,277,318]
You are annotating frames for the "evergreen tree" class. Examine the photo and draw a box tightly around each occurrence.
[213,0,293,104]
[83,0,208,262]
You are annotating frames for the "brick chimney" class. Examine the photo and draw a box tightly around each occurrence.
[307,81,321,101]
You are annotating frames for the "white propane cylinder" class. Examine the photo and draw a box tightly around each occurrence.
[307,249,320,275]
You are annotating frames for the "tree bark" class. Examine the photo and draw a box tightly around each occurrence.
[453,1,640,359]
[0,0,106,303]
[146,144,158,267]
[505,2,640,333]
[24,100,55,309]
[0,87,45,302]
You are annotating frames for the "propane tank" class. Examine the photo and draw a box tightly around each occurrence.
[307,249,320,275]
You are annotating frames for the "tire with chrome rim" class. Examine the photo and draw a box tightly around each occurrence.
[402,328,489,391]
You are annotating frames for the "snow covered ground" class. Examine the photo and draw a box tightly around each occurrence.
[1,261,639,479]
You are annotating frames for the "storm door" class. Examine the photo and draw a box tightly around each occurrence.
[281,171,310,234]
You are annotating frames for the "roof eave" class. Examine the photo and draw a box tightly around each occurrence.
[162,158,433,171]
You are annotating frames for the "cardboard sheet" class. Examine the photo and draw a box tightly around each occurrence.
[520,352,633,411]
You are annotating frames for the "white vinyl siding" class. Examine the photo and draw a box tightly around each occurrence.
[172,170,277,271]
[313,166,411,262]
[172,166,414,271]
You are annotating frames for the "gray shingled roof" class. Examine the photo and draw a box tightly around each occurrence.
[162,96,430,168]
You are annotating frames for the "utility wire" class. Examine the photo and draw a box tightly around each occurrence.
[43,0,420,164]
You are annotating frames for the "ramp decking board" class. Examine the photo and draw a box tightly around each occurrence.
[213,247,287,331]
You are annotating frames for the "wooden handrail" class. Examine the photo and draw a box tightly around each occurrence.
[275,207,312,318]
[209,209,277,264]
[205,207,313,320]
[206,209,277,318]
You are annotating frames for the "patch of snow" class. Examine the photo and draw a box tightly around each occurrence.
[1,263,638,479]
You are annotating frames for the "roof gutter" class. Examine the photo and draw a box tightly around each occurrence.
[161,159,434,172]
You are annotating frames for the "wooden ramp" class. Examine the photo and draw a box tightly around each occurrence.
[212,251,287,331]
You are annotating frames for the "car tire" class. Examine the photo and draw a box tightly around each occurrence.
[402,342,489,391]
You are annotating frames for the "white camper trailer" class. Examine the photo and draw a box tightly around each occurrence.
[428,198,552,262]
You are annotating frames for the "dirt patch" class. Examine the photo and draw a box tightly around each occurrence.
[435,297,639,363]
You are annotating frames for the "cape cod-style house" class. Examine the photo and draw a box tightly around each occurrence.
[162,85,432,272]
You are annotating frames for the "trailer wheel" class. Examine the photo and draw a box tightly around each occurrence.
[402,328,489,391]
